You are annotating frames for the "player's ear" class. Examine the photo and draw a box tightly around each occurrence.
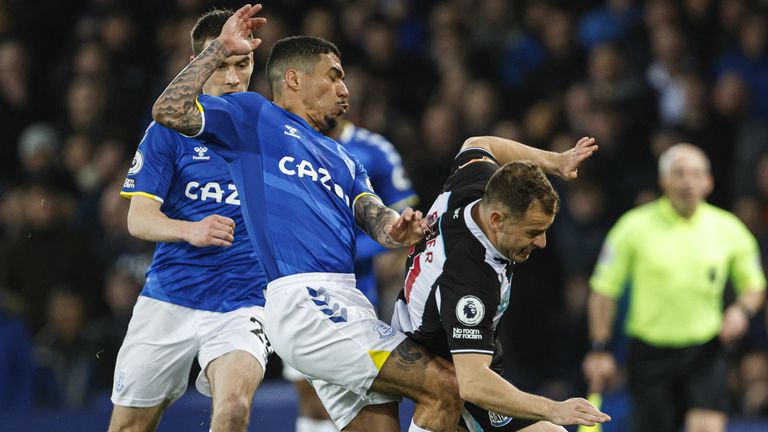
[285,69,300,91]
[489,210,506,232]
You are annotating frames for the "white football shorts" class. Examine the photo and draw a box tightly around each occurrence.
[264,272,406,428]
[111,296,271,407]
[281,363,306,382]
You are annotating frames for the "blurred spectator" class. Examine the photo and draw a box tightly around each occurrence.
[16,123,74,191]
[410,102,461,206]
[587,43,648,109]
[682,0,719,64]
[646,25,695,127]
[498,0,552,91]
[578,0,642,50]
[33,288,98,408]
[734,351,768,417]
[522,8,585,105]
[677,74,736,207]
[715,12,768,121]
[0,186,25,243]
[458,80,501,137]
[0,39,33,184]
[554,177,610,277]
[0,183,101,333]
[92,176,152,280]
[563,82,594,136]
[0,302,34,410]
[717,0,750,50]
[64,76,108,139]
[91,267,141,391]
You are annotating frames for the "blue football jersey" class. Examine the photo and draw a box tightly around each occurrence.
[194,93,377,282]
[338,122,417,306]
[121,122,266,312]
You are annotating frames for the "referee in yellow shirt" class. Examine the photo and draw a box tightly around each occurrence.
[582,143,766,432]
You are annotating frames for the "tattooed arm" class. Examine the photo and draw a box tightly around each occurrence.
[151,4,266,135]
[354,194,426,248]
[152,40,229,135]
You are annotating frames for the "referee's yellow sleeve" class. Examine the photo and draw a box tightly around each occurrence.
[729,216,767,294]
[590,214,635,299]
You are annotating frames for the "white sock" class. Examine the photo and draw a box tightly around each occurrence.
[296,417,339,432]
[408,419,432,432]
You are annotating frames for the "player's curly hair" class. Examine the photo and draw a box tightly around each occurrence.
[484,161,559,217]
[266,36,341,96]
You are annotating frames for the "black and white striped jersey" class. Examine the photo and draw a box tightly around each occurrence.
[392,148,513,369]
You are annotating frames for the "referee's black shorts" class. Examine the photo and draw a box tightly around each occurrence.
[627,337,728,432]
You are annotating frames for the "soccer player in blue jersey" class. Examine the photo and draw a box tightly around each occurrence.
[282,121,419,432]
[151,5,464,431]
[333,120,419,308]
[109,10,270,432]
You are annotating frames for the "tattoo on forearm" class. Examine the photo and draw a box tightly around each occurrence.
[354,195,402,248]
[153,39,230,136]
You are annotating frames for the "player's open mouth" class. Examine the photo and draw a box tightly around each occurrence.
[338,103,349,113]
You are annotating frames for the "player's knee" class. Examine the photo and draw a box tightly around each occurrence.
[109,405,164,432]
[213,394,252,426]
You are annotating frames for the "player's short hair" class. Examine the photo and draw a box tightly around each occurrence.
[191,8,244,56]
[483,161,559,218]
[266,36,341,95]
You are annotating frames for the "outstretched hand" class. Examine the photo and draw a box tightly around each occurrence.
[551,397,611,427]
[387,207,428,247]
[555,137,598,180]
[218,4,268,55]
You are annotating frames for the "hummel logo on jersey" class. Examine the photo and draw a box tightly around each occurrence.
[284,125,301,139]
[453,208,461,219]
[193,146,210,160]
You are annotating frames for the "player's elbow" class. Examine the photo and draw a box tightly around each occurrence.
[151,98,187,130]
[457,381,480,403]
[461,136,493,154]
[126,208,152,240]
[456,375,483,403]
[125,212,144,239]
[151,101,172,127]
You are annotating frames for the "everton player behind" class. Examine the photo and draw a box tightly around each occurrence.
[111,9,270,432]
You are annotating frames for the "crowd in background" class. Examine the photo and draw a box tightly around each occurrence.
[1,0,768,420]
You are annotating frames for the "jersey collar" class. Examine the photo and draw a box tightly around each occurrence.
[464,200,508,262]
[337,121,355,144]
[658,197,704,225]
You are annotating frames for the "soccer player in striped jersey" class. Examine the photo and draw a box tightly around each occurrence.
[110,10,270,432]
[152,5,462,432]
[391,137,612,431]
